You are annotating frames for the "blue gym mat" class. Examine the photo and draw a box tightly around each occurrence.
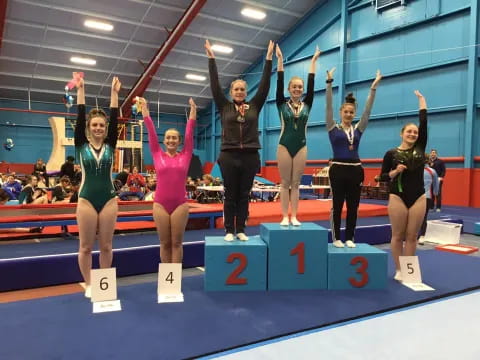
[1,250,479,360]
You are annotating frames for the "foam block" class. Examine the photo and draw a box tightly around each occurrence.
[328,243,387,290]
[474,222,480,236]
[204,236,267,291]
[260,223,328,290]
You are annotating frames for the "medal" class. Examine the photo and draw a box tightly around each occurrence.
[343,125,354,151]
[235,103,248,123]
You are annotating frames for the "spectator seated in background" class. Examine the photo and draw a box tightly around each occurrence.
[119,166,146,201]
[60,155,75,181]
[213,177,222,186]
[115,166,129,187]
[2,174,22,200]
[52,176,73,203]
[18,175,48,204]
[33,158,49,186]
[144,176,156,201]
[69,179,80,203]
[0,189,43,233]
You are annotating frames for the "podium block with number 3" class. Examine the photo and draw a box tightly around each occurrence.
[91,268,118,303]
[158,263,183,303]
[328,244,387,290]
[260,223,328,290]
[204,236,267,291]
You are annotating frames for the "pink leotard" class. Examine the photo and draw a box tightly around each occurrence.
[144,115,195,214]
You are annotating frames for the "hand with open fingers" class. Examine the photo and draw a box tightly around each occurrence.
[326,67,336,81]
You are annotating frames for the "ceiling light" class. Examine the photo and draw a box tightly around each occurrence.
[186,73,206,81]
[211,44,233,54]
[84,19,114,32]
[241,7,266,20]
[70,56,97,66]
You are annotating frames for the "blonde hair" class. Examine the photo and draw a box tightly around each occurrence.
[86,108,108,140]
[230,79,247,93]
[288,76,304,89]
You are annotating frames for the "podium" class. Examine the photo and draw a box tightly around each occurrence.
[205,223,388,292]
[204,236,267,291]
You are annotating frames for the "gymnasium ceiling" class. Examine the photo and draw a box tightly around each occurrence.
[0,0,322,117]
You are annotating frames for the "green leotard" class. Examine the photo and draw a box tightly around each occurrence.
[74,105,118,213]
[276,72,315,157]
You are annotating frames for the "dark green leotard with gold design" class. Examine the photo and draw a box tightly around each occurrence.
[74,105,118,213]
[276,72,314,157]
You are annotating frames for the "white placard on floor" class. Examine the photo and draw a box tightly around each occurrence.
[93,299,122,313]
[158,263,184,303]
[399,256,435,291]
[91,268,118,303]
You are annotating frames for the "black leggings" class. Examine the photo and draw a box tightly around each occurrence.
[419,198,434,236]
[329,163,364,241]
[218,151,260,234]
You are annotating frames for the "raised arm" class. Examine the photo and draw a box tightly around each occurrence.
[74,73,87,146]
[139,98,161,155]
[414,90,428,151]
[325,67,336,131]
[106,76,121,148]
[250,40,274,109]
[183,98,197,156]
[275,45,285,107]
[357,70,381,133]
[206,39,229,111]
[304,47,320,108]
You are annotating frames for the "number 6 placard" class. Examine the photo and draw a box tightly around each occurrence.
[91,268,117,303]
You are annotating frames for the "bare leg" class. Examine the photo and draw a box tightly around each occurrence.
[277,145,293,224]
[153,202,172,263]
[77,198,98,286]
[404,195,426,256]
[290,146,307,223]
[388,194,408,271]
[169,203,190,263]
[97,198,118,268]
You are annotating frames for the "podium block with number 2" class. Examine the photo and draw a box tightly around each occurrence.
[260,223,328,290]
[204,236,267,291]
[327,244,387,290]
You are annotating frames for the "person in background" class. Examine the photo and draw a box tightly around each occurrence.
[119,166,146,201]
[52,176,72,203]
[418,162,439,244]
[2,174,22,200]
[0,189,43,233]
[429,149,446,212]
[33,158,48,186]
[115,166,129,187]
[18,175,48,204]
[60,156,75,181]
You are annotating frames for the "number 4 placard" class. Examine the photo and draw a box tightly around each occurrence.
[91,268,121,313]
[158,263,184,303]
